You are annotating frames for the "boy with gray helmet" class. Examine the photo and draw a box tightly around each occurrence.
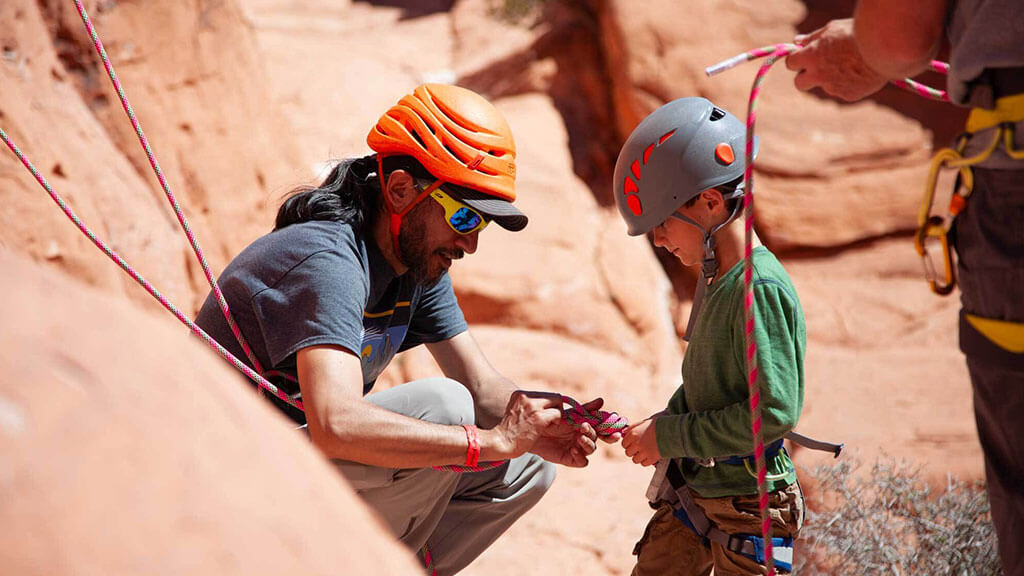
[617,97,806,575]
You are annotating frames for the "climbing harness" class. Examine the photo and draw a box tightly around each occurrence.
[701,43,951,574]
[643,432,841,573]
[669,460,794,571]
[915,93,1024,295]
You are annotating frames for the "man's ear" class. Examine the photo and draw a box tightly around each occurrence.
[383,170,418,212]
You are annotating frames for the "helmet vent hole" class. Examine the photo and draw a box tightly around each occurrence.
[443,142,459,159]
[709,108,726,121]
[410,130,427,149]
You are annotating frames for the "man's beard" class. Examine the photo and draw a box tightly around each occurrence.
[398,207,463,286]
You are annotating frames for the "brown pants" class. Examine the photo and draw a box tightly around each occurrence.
[954,168,1024,576]
[631,482,804,576]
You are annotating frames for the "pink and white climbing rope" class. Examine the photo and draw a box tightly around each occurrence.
[0,2,300,409]
[707,43,951,102]
[72,0,264,374]
[705,42,953,575]
[0,126,300,410]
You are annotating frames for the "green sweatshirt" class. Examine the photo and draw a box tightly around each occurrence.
[655,247,805,498]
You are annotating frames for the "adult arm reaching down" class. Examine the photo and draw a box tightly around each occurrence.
[296,332,600,470]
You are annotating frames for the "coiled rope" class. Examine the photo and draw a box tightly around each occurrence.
[706,43,950,575]
[430,395,628,473]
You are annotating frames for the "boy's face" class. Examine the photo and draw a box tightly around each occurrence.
[651,189,724,267]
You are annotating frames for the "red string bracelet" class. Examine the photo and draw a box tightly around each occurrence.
[461,424,480,467]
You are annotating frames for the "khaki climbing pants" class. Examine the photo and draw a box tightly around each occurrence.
[332,378,556,576]
[631,482,804,576]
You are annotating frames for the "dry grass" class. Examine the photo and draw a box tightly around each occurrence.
[796,458,1001,575]
[488,0,549,24]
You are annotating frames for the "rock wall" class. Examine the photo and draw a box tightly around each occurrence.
[1,0,304,314]
[0,250,420,575]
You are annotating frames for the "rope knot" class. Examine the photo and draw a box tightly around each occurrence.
[560,395,628,437]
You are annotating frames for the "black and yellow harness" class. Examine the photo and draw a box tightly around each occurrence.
[915,92,1024,366]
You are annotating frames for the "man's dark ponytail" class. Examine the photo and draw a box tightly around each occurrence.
[274,155,380,231]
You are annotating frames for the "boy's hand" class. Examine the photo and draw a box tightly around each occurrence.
[622,416,660,467]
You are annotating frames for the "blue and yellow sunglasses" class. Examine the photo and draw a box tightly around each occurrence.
[427,187,489,235]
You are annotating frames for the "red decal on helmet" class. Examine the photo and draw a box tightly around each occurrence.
[621,129,675,218]
[627,194,643,216]
[624,176,638,195]
[643,143,655,165]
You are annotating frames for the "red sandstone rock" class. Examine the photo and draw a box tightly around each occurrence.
[0,250,420,575]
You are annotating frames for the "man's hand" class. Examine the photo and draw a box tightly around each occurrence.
[531,397,604,468]
[489,391,601,467]
[785,18,888,102]
[622,415,661,467]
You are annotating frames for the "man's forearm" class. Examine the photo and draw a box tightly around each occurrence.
[308,397,511,467]
[854,0,947,79]
[470,374,519,429]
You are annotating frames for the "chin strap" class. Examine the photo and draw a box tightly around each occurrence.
[376,156,439,266]
[671,186,745,341]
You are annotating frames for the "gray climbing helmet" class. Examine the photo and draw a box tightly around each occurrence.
[613,97,757,236]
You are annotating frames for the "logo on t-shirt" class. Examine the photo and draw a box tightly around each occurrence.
[359,301,412,391]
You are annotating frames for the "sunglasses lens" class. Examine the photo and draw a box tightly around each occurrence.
[450,207,483,233]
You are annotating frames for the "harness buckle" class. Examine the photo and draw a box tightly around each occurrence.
[726,535,748,554]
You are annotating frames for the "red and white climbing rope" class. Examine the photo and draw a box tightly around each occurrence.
[72,0,266,374]
[705,42,951,575]
[0,126,299,409]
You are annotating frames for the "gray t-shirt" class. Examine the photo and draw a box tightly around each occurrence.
[948,0,1024,107]
[948,0,1024,169]
[195,219,468,424]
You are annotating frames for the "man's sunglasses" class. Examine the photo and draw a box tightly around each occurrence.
[428,188,489,235]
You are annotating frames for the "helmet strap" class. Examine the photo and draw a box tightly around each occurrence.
[671,186,745,341]
[377,156,438,267]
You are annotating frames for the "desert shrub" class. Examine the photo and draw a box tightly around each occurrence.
[796,458,1000,575]
[489,0,550,24]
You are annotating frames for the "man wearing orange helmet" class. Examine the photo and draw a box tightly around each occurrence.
[195,84,604,574]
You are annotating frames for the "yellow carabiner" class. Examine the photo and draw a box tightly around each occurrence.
[918,148,963,229]
[914,95,1024,296]
[914,215,956,296]
[915,147,972,296]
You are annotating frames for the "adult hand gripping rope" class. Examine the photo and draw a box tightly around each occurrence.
[431,396,628,473]
[422,397,628,574]
[705,43,950,575]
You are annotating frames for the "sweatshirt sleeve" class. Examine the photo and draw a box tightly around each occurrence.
[655,278,804,459]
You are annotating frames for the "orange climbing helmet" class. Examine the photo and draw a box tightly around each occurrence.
[369,82,525,203]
